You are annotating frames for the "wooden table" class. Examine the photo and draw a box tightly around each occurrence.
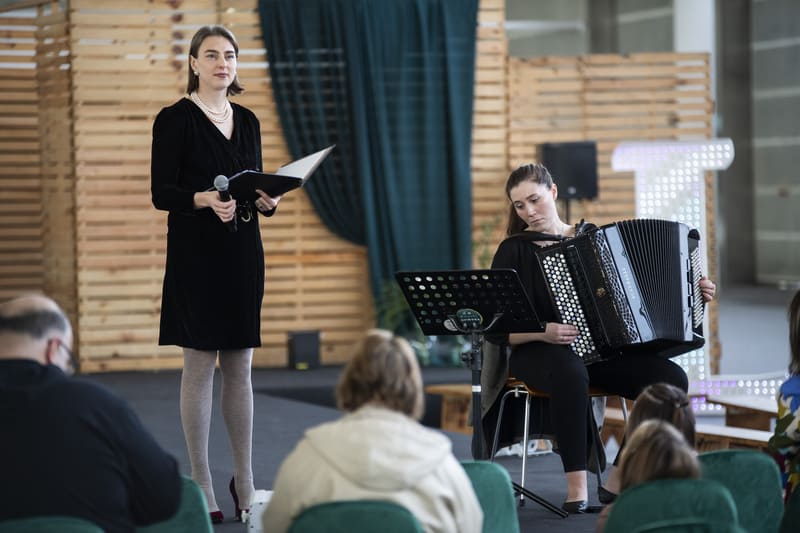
[706,394,777,431]
[425,383,472,434]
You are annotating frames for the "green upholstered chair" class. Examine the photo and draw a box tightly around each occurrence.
[288,501,424,533]
[604,479,740,533]
[780,486,800,533]
[698,449,784,533]
[461,460,520,533]
[137,475,212,533]
[629,517,749,533]
[0,516,104,533]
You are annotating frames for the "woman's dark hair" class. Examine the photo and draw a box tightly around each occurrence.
[504,163,555,236]
[186,25,243,96]
[789,290,800,375]
[628,382,696,446]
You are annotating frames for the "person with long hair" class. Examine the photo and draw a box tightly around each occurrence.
[769,289,800,499]
[151,25,281,523]
[595,420,701,532]
[483,163,715,513]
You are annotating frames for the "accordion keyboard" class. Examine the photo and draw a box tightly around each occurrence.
[540,253,601,363]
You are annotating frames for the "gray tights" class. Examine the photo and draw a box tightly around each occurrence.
[180,348,255,513]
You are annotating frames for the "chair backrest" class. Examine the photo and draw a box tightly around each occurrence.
[630,517,749,533]
[288,500,425,533]
[137,476,212,533]
[0,516,104,533]
[460,460,519,533]
[604,478,740,533]
[780,485,800,533]
[698,449,784,533]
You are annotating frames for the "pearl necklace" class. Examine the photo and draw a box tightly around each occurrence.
[190,91,231,124]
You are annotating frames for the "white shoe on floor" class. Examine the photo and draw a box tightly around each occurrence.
[245,490,274,531]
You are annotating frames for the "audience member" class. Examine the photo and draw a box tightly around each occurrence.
[599,382,696,503]
[769,289,800,499]
[596,420,700,532]
[262,329,483,533]
[0,294,181,532]
[627,382,696,446]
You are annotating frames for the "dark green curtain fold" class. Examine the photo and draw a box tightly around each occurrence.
[259,0,478,309]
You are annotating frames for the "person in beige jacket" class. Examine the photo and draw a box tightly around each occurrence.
[262,329,483,533]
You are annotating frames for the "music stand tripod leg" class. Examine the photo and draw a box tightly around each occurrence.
[467,331,486,461]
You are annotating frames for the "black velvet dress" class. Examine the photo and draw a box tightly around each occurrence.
[151,98,273,350]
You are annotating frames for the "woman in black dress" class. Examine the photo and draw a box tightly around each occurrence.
[488,163,715,513]
[151,25,280,524]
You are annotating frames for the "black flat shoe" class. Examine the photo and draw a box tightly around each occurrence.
[562,500,603,514]
[598,485,618,504]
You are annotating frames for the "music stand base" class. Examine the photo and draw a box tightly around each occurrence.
[512,482,568,517]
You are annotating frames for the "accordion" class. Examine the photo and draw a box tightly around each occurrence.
[536,219,705,364]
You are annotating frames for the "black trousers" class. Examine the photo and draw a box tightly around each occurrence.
[507,342,689,472]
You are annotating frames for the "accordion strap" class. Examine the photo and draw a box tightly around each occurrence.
[509,219,596,243]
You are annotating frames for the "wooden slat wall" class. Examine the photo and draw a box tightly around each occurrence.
[6,3,724,373]
[64,0,507,372]
[0,9,45,301]
[37,2,78,332]
[471,0,508,268]
[68,0,369,371]
[508,53,713,222]
[506,53,720,371]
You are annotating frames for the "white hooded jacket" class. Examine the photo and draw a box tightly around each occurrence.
[262,405,484,533]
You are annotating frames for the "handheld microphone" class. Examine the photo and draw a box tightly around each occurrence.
[213,174,237,233]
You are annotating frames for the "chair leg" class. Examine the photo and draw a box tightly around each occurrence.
[620,396,629,425]
[490,390,516,461]
[588,404,603,488]
[519,391,531,505]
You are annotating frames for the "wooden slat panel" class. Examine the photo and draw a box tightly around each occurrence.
[506,52,718,370]
[67,0,376,371]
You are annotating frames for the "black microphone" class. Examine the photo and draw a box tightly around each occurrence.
[213,174,237,233]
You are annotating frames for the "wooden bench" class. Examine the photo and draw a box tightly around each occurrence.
[603,407,772,452]
[426,385,774,452]
[706,394,777,431]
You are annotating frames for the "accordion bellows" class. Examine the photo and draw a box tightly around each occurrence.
[537,219,705,364]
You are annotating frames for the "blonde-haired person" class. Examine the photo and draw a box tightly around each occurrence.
[596,420,700,532]
[600,382,696,502]
[262,329,483,533]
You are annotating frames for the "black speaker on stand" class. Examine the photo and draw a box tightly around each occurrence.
[541,141,598,224]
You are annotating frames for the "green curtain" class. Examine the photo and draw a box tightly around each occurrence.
[258,0,478,312]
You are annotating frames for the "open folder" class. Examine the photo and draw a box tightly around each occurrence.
[225,145,335,201]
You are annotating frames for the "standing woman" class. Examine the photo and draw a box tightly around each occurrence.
[151,25,280,523]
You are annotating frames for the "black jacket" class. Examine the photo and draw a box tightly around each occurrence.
[0,360,181,532]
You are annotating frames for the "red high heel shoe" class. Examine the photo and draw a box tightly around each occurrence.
[229,477,249,522]
[209,510,224,524]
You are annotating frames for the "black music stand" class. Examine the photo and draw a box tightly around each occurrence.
[395,269,568,517]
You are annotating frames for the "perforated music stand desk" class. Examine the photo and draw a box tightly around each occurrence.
[395,269,566,517]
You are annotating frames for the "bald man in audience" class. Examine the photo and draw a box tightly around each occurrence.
[0,294,181,532]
